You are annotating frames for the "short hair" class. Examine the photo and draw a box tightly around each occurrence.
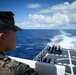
[0,28,10,34]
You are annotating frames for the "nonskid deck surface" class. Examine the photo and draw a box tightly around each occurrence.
[34,46,76,75]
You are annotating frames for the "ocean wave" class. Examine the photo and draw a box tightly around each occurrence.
[49,30,76,49]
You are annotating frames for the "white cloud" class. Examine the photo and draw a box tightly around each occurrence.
[16,22,43,29]
[18,1,76,29]
[27,4,41,8]
[16,22,34,29]
[28,13,69,27]
[39,1,76,13]
[27,1,76,29]
[51,13,69,25]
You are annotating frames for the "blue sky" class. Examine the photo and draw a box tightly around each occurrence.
[0,0,76,29]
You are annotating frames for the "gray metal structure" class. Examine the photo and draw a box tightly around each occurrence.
[34,45,76,75]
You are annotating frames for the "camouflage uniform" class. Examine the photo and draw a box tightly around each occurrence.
[0,11,39,75]
[0,53,39,75]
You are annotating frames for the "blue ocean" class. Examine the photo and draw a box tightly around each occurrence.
[7,29,76,60]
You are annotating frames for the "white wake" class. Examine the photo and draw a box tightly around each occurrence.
[49,30,76,49]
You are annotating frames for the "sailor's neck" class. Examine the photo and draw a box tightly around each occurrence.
[0,47,7,55]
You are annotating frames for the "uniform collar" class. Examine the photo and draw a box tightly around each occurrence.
[0,52,5,59]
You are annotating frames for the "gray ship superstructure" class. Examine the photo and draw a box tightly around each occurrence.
[34,45,76,75]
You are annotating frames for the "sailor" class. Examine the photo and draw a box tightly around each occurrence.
[0,11,39,75]
[55,46,57,52]
[43,57,47,62]
[53,58,57,64]
[48,45,51,53]
[47,58,51,63]
[51,44,55,53]
[58,45,61,52]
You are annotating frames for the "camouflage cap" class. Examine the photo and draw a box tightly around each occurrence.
[0,11,22,31]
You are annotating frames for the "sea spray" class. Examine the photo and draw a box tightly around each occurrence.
[49,30,76,49]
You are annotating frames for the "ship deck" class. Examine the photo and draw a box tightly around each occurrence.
[34,46,76,75]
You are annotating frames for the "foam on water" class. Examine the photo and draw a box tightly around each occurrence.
[49,30,76,49]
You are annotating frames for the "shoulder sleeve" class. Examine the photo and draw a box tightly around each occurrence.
[15,62,39,75]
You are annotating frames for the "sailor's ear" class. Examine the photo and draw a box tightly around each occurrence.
[0,33,5,43]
